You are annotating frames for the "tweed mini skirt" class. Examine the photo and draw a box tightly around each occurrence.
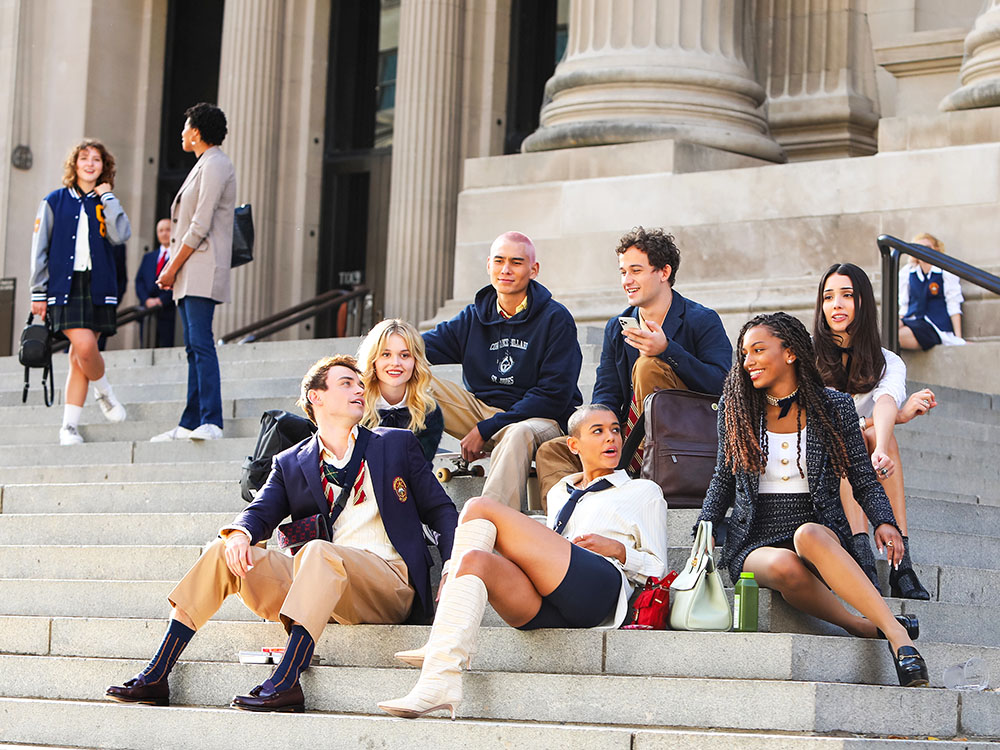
[728,492,817,580]
[50,271,117,336]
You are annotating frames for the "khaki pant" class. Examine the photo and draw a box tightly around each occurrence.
[430,375,562,510]
[535,356,688,503]
[168,538,414,644]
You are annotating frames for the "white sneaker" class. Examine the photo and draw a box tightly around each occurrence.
[189,423,224,440]
[150,425,193,442]
[59,425,84,446]
[94,388,127,423]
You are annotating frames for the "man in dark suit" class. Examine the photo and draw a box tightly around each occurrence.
[134,218,176,347]
[535,227,733,498]
[106,354,458,713]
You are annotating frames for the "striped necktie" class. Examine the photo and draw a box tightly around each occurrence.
[552,478,613,536]
[624,392,644,474]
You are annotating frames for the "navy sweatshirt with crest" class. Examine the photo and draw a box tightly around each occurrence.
[422,280,583,440]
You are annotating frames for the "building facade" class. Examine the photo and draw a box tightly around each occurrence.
[0,0,997,351]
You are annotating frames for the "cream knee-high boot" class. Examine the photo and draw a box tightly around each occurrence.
[378,574,488,719]
[395,517,496,668]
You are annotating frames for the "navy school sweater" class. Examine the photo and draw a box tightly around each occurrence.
[422,280,583,440]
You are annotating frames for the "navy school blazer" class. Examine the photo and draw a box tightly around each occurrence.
[231,426,459,623]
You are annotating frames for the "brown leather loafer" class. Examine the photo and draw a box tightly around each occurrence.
[230,680,304,713]
[106,675,169,706]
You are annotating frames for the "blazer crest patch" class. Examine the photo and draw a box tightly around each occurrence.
[393,476,408,502]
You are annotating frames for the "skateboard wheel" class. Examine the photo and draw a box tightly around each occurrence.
[471,465,485,477]
[436,467,452,483]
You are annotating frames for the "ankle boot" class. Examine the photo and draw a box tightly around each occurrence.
[889,536,930,600]
[395,518,496,668]
[379,574,488,719]
[850,532,880,591]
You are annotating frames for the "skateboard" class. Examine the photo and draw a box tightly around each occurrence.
[434,451,486,483]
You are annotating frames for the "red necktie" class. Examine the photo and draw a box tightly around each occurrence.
[156,251,168,277]
[624,392,644,475]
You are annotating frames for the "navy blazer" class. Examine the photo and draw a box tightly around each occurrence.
[135,249,174,307]
[232,427,459,623]
[697,389,898,581]
[592,291,732,419]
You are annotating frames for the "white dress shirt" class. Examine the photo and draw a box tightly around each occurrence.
[72,202,92,272]
[853,348,906,419]
[546,469,669,628]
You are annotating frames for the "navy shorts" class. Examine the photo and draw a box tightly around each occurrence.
[901,317,941,351]
[517,543,622,630]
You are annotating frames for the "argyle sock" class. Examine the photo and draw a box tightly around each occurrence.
[267,625,315,692]
[139,619,195,684]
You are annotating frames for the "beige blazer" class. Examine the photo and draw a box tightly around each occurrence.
[170,146,237,303]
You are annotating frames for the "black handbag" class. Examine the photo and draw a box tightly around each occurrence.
[231,203,254,268]
[19,311,55,406]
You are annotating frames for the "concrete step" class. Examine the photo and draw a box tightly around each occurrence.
[0,438,254,468]
[0,460,238,486]
[9,699,993,750]
[3,616,998,692]
[0,513,233,546]
[0,417,261,446]
[1,481,247,514]
[0,546,205,581]
[0,654,992,738]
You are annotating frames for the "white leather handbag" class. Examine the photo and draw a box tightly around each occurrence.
[669,520,732,631]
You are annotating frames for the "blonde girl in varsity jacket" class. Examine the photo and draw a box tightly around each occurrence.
[30,138,132,445]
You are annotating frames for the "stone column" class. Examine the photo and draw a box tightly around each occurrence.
[215,0,285,335]
[521,0,784,162]
[756,0,880,161]
[384,0,464,323]
[941,1,1000,111]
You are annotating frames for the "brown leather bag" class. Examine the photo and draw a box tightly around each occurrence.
[620,389,720,508]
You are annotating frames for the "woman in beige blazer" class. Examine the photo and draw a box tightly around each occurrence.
[152,103,236,442]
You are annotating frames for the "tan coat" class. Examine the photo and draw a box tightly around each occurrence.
[170,146,237,303]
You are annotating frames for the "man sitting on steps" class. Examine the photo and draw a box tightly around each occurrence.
[422,230,582,511]
[105,355,458,713]
[536,226,732,499]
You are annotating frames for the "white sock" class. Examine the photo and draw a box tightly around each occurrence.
[63,404,83,429]
[92,375,111,395]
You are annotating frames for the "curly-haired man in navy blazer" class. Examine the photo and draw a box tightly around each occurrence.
[106,355,458,713]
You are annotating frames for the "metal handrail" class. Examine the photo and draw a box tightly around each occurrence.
[220,285,372,344]
[877,234,1000,352]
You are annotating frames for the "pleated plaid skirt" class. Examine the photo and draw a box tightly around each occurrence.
[50,271,117,336]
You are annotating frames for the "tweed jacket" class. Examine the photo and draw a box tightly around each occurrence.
[697,388,898,578]
[170,146,236,303]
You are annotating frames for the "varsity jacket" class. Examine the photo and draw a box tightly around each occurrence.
[30,187,132,306]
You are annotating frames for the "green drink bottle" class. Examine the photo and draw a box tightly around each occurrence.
[733,571,759,632]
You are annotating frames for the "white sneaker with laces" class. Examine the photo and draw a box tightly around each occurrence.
[150,426,194,442]
[59,425,84,446]
[189,423,224,440]
[94,387,127,423]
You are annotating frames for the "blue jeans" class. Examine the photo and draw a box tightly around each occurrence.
[178,296,223,430]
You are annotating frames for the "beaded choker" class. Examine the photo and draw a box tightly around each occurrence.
[766,389,799,419]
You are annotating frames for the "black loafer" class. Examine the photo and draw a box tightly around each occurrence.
[877,613,919,641]
[892,644,929,687]
[106,674,169,706]
[231,680,304,713]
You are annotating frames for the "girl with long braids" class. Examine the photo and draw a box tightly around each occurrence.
[698,312,927,687]
[814,263,932,599]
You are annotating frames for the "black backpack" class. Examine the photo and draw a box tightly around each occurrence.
[240,409,316,501]
[19,312,54,406]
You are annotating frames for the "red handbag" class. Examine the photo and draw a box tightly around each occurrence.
[620,570,679,630]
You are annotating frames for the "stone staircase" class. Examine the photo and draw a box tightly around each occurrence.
[1,334,999,749]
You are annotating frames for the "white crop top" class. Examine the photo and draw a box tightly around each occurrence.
[759,428,810,493]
